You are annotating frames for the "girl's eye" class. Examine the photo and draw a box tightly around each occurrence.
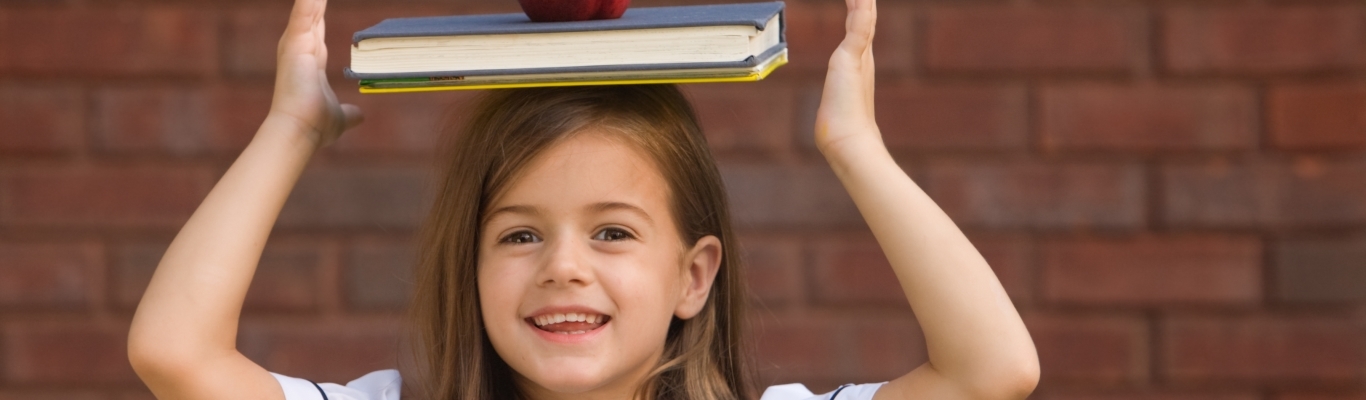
[500,231,541,244]
[593,227,634,242]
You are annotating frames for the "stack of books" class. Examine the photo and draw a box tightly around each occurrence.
[345,1,787,93]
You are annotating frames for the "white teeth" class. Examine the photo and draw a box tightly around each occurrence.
[531,312,607,327]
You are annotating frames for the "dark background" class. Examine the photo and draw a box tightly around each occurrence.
[2,0,1366,398]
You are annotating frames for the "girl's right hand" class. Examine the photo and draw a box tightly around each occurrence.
[269,0,363,148]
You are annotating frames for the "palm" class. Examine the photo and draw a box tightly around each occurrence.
[813,0,879,154]
[271,0,361,148]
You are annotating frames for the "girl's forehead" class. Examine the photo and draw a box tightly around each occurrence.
[491,131,671,216]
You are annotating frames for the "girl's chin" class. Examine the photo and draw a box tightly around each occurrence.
[518,367,618,395]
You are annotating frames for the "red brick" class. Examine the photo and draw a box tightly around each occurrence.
[112,241,324,312]
[737,235,803,307]
[779,2,915,74]
[276,167,431,229]
[344,239,415,311]
[0,391,109,400]
[845,316,925,381]
[1025,313,1148,384]
[751,313,923,385]
[98,82,456,156]
[683,80,796,155]
[205,84,275,152]
[92,85,276,155]
[93,86,210,155]
[1276,236,1366,303]
[810,234,1035,308]
[1278,395,1366,400]
[223,7,289,76]
[874,84,1028,151]
[1162,158,1366,227]
[239,322,402,384]
[752,314,844,385]
[1042,236,1262,306]
[1268,83,1366,149]
[0,8,215,75]
[718,164,863,228]
[1040,391,1259,400]
[925,162,1146,229]
[810,237,901,307]
[0,166,212,228]
[2,322,138,384]
[1164,7,1366,74]
[924,7,1141,73]
[1041,85,1258,151]
[0,85,84,153]
[330,89,473,155]
[0,242,100,310]
[973,235,1035,304]
[1163,315,1363,382]
[114,392,156,400]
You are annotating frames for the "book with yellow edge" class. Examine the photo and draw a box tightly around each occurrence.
[346,2,787,93]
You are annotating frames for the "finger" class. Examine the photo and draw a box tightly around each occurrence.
[340,104,365,131]
[313,0,328,41]
[285,0,324,38]
[838,0,877,55]
[316,17,329,68]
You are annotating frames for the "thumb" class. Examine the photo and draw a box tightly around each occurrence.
[340,103,364,131]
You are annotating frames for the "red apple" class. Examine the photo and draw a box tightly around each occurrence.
[518,0,630,22]
[592,0,629,20]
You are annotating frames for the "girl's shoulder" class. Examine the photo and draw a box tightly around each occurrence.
[271,370,884,400]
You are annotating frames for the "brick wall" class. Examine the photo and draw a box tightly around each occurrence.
[1,0,1364,399]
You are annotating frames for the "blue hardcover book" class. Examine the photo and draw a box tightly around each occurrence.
[345,2,786,92]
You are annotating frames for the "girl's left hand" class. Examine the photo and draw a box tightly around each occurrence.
[269,0,362,149]
[813,0,880,157]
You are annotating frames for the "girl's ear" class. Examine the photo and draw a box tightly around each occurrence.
[674,235,722,319]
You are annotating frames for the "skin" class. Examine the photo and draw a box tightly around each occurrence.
[126,0,1040,398]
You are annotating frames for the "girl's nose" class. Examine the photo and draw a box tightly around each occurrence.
[536,236,594,287]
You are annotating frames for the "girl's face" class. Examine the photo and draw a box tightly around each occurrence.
[477,130,721,400]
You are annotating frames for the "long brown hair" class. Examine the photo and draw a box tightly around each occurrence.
[409,85,752,400]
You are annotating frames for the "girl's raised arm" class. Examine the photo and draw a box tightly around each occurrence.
[812,0,1040,399]
[127,0,361,397]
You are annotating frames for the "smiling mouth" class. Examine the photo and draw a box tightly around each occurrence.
[526,312,611,335]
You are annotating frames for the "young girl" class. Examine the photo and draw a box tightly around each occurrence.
[127,0,1040,398]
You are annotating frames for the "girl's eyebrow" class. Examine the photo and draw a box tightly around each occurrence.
[588,201,654,227]
[484,202,653,226]
[486,204,541,221]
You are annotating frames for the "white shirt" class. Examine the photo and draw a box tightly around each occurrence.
[272,370,884,400]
